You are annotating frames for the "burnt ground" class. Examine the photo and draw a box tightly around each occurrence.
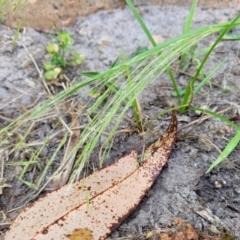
[0,4,240,240]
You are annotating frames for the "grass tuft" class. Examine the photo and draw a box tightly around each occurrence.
[0,0,240,187]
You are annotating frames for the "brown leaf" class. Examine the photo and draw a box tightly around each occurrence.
[4,150,138,240]
[4,111,177,240]
[185,224,198,240]
[146,231,154,239]
[159,233,172,240]
[158,221,199,240]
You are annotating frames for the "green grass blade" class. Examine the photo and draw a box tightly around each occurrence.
[168,68,181,105]
[17,178,37,189]
[126,0,181,110]
[190,106,240,173]
[80,72,100,77]
[19,140,47,180]
[207,131,240,173]
[177,0,198,110]
[222,33,240,40]
[36,132,68,187]
[192,14,240,86]
[111,55,121,68]
[125,0,156,47]
[193,60,224,94]
[122,49,143,130]
[180,0,198,71]
[0,0,7,20]
[183,0,198,33]
[181,14,240,113]
[192,45,213,58]
[189,107,240,131]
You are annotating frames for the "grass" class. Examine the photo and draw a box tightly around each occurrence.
[190,107,240,173]
[0,0,27,19]
[0,1,240,190]
[0,0,27,46]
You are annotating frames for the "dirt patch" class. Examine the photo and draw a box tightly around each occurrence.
[0,4,240,239]
[3,0,240,30]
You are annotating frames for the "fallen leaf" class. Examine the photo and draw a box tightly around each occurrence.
[146,231,154,239]
[3,150,138,240]
[185,224,198,240]
[158,221,198,240]
[159,233,171,240]
[4,110,177,240]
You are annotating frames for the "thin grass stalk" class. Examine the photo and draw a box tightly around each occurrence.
[181,14,240,113]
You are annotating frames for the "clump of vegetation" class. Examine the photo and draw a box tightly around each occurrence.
[1,0,240,188]
[43,31,84,80]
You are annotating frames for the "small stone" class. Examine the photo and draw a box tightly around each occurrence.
[97,36,113,49]
[24,78,35,88]
[148,34,165,48]
[79,28,87,36]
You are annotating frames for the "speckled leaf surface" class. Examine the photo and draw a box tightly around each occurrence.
[4,111,177,240]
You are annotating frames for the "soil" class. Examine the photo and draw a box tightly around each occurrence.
[0,4,240,240]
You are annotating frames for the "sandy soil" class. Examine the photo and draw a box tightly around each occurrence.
[0,4,240,239]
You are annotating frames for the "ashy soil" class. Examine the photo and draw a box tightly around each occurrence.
[0,4,240,239]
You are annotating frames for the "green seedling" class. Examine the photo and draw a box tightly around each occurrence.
[172,88,186,97]
[44,31,84,80]
[43,67,62,82]
[46,43,59,53]
[71,52,85,66]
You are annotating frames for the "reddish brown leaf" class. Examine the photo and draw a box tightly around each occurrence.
[4,110,177,240]
[185,224,198,240]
